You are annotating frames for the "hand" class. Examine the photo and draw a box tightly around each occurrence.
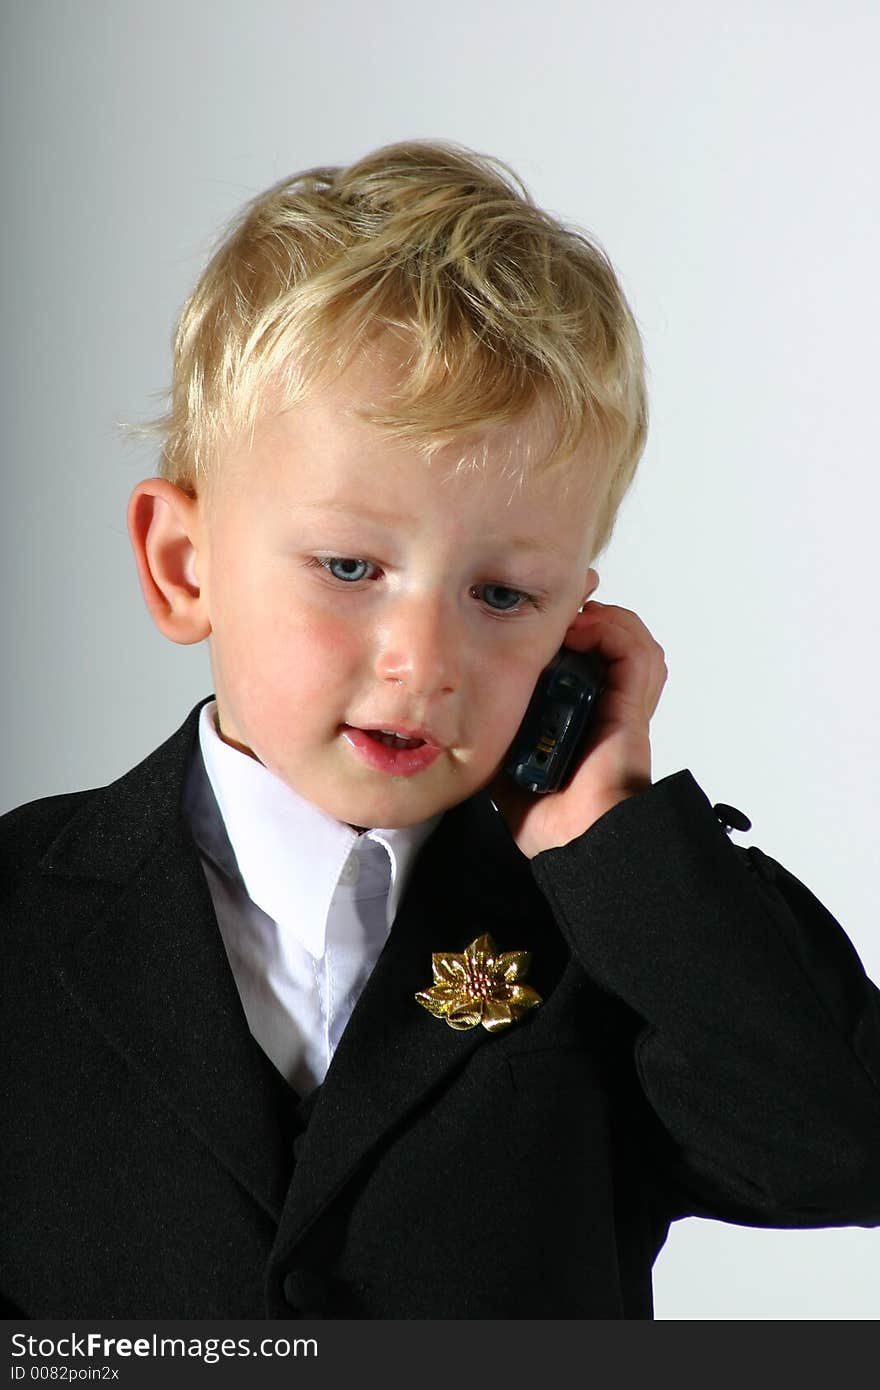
[487,572,668,859]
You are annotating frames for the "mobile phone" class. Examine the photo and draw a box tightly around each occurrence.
[503,647,608,794]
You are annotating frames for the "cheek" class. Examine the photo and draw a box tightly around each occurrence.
[224,610,362,752]
[211,569,361,701]
[472,646,549,741]
[215,559,348,657]
[263,606,362,690]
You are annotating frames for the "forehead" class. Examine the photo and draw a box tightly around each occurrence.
[215,349,601,534]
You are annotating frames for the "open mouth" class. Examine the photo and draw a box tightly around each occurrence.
[363,730,426,750]
[340,724,442,777]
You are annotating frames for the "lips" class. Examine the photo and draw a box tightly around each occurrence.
[341,724,444,777]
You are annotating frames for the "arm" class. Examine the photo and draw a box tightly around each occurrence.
[531,768,880,1227]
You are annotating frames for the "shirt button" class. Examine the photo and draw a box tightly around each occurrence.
[339,851,360,885]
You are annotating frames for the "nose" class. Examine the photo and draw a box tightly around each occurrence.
[373,591,461,696]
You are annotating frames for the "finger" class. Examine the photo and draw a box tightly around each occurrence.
[564,604,666,666]
[563,605,668,717]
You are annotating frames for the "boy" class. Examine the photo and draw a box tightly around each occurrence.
[2,141,879,1320]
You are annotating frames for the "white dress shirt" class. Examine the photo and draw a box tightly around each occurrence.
[180,700,443,1096]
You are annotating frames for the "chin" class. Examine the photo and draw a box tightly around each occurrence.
[327,784,466,830]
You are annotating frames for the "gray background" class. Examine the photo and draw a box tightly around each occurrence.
[2,0,877,1318]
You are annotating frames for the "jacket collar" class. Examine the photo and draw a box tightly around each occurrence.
[43,696,297,1220]
[39,695,214,885]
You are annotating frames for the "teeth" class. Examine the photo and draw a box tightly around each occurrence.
[371,730,424,749]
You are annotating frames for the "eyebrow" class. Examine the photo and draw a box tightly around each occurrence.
[296,503,567,557]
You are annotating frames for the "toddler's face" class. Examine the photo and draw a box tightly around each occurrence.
[195,357,599,828]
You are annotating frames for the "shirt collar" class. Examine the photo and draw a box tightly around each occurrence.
[191,699,442,957]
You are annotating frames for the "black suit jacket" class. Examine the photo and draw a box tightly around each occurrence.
[2,696,880,1318]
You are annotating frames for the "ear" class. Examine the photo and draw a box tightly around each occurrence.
[578,567,600,612]
[126,478,211,645]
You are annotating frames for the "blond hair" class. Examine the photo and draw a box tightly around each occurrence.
[121,140,648,556]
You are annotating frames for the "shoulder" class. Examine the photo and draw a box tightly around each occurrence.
[0,789,107,1002]
[0,696,210,885]
[0,787,102,870]
[0,788,106,946]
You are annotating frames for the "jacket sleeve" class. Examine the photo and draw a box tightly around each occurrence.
[529,769,880,1229]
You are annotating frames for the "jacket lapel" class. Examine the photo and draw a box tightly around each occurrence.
[271,786,571,1258]
[42,697,294,1221]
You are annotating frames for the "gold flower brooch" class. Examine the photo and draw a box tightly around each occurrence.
[415,933,542,1033]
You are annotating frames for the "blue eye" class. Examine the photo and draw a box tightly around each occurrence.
[322,557,373,582]
[478,583,528,612]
